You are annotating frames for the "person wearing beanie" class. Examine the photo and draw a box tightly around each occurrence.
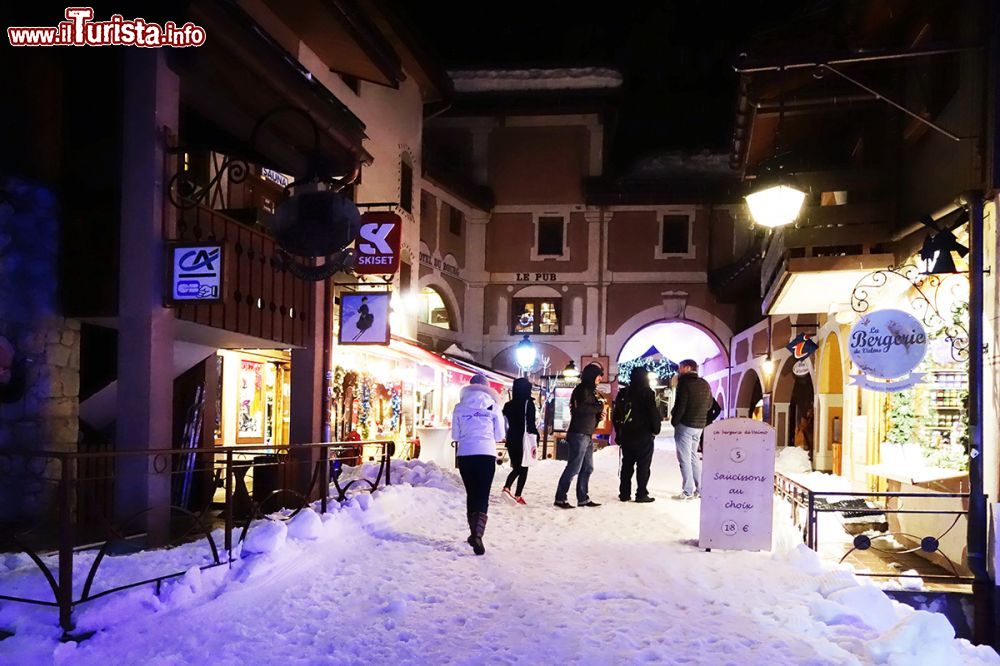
[451,374,504,555]
[554,362,605,508]
[501,377,538,504]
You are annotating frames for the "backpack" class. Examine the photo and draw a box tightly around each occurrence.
[612,390,634,430]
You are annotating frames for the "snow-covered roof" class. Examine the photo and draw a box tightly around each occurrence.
[449,68,623,93]
[628,150,734,179]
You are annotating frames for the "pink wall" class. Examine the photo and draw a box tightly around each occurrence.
[489,126,589,204]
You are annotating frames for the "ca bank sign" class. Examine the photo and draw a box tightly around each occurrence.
[166,243,224,305]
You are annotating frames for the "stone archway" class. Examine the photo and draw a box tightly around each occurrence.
[606,304,732,375]
[736,368,763,420]
[417,275,462,334]
[773,356,816,453]
[815,332,845,473]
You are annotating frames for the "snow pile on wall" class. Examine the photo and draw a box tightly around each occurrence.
[286,508,323,541]
[775,446,812,474]
[242,519,288,555]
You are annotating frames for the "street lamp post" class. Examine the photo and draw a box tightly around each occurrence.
[514,334,537,376]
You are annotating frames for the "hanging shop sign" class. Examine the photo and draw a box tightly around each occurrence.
[792,359,811,377]
[785,333,818,360]
[354,212,402,275]
[165,243,224,305]
[847,309,927,392]
[699,418,776,552]
[338,292,391,345]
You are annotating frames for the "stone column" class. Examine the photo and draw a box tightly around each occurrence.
[115,50,178,543]
[0,178,80,523]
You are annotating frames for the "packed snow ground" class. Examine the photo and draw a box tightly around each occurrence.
[1,438,998,665]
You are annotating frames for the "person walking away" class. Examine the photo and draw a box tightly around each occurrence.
[670,359,714,500]
[502,377,538,505]
[451,374,504,554]
[613,367,662,503]
[555,363,605,509]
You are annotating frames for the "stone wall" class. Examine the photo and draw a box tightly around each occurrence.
[0,176,80,522]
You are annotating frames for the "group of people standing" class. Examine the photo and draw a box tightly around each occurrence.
[449,360,719,555]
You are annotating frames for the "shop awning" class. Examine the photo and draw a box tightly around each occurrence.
[763,254,894,315]
[348,338,513,394]
[442,354,517,390]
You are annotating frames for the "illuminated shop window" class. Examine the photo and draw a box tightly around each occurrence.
[512,298,561,335]
[417,287,451,330]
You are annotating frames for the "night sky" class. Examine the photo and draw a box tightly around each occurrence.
[403,0,812,173]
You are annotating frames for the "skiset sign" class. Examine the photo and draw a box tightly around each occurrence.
[354,212,402,275]
[847,309,927,392]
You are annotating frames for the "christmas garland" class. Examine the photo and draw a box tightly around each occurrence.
[617,357,677,385]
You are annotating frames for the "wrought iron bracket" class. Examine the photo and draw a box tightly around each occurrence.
[851,264,970,362]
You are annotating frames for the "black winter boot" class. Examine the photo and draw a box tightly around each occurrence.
[467,512,487,555]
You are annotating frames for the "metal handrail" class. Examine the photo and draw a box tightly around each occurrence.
[0,440,395,635]
[773,471,973,583]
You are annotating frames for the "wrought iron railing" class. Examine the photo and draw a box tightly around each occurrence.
[774,471,973,584]
[0,441,392,635]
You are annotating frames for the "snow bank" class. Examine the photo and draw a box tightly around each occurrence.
[0,449,995,665]
[242,519,287,555]
[775,446,812,474]
[287,508,323,541]
[866,610,959,664]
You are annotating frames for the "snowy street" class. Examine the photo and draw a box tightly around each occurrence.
[3,440,999,665]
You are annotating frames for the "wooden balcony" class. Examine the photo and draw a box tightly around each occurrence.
[173,205,315,348]
[759,199,898,315]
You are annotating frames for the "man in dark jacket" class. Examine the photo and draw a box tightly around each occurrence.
[614,367,662,503]
[555,363,605,508]
[670,359,714,500]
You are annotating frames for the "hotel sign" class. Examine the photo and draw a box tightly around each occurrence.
[847,309,927,392]
[165,243,224,305]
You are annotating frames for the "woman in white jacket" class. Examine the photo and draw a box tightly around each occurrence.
[450,374,504,555]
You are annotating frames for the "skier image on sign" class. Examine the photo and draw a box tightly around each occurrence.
[353,296,375,341]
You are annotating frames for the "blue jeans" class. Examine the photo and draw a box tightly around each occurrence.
[674,425,703,496]
[555,433,594,504]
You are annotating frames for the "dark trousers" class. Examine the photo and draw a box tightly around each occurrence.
[457,455,496,514]
[619,441,654,499]
[504,449,529,496]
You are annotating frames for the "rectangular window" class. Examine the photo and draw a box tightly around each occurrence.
[512,298,562,335]
[661,214,690,254]
[449,205,463,236]
[400,161,413,213]
[537,216,564,256]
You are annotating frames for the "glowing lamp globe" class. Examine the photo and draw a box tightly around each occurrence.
[563,361,580,380]
[514,335,537,370]
[745,183,806,228]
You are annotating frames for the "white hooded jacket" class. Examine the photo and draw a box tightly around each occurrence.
[450,384,504,457]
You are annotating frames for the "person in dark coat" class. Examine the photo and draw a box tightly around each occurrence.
[502,377,538,504]
[554,363,605,508]
[614,367,662,503]
[670,359,714,500]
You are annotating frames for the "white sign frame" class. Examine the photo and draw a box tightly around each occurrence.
[165,243,224,305]
[847,309,927,392]
[699,418,776,552]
